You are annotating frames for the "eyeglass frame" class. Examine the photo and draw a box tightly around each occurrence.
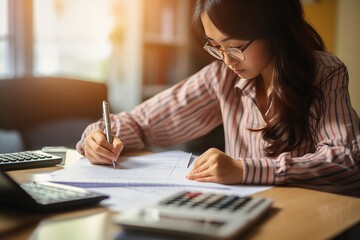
[203,40,254,61]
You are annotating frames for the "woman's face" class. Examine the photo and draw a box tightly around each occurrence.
[201,12,274,80]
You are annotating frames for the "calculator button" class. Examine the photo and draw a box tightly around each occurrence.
[185,192,201,198]
[232,198,251,211]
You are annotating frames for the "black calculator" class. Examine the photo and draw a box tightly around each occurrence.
[0,150,62,170]
[113,191,272,239]
[0,170,109,212]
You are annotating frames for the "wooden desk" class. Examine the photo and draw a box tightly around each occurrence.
[1,150,360,240]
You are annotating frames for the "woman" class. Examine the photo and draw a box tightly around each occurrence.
[77,0,360,196]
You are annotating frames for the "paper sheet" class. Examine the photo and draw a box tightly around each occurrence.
[49,150,272,212]
[51,151,229,190]
[89,184,272,212]
[51,151,191,182]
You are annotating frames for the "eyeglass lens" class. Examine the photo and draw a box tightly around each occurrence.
[204,40,253,61]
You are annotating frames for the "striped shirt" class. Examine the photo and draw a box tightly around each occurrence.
[77,51,360,196]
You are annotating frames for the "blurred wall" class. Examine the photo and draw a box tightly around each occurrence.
[303,0,337,52]
[303,0,360,115]
[336,0,360,114]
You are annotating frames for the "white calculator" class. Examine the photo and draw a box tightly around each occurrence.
[113,191,272,239]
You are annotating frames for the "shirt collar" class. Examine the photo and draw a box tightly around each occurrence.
[235,76,256,95]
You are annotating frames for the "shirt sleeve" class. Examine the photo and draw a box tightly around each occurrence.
[76,62,224,155]
[240,58,360,196]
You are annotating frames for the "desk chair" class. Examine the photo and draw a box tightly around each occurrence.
[0,77,107,153]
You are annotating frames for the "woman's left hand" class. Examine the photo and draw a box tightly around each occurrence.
[186,148,243,184]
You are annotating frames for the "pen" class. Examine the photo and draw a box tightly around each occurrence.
[186,154,193,168]
[102,100,116,169]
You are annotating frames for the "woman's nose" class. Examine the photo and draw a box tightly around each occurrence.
[223,54,238,69]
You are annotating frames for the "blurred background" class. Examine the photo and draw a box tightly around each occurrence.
[0,0,359,153]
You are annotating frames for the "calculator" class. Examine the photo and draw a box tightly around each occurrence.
[113,191,272,240]
[0,150,62,171]
[0,170,109,212]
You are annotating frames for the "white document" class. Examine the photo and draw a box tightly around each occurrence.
[51,151,230,190]
[88,184,272,212]
[49,150,272,212]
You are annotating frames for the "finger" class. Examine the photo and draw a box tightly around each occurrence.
[192,153,209,169]
[189,162,209,175]
[194,176,216,182]
[93,130,113,150]
[84,146,106,165]
[112,137,124,158]
[85,136,116,164]
[93,133,124,163]
[89,133,118,161]
[85,150,104,165]
[187,168,212,180]
[84,143,111,165]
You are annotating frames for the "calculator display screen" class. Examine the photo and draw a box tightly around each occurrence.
[159,214,225,228]
[139,207,225,229]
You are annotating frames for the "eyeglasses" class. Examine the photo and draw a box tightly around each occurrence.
[203,40,254,61]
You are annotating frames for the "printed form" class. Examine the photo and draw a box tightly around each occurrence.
[51,151,196,185]
[49,151,272,212]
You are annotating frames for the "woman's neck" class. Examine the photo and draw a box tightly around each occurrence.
[259,58,275,97]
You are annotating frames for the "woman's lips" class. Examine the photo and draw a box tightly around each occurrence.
[233,69,245,75]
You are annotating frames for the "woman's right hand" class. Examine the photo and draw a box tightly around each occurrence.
[83,129,124,165]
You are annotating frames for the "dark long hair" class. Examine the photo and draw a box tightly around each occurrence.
[194,0,325,157]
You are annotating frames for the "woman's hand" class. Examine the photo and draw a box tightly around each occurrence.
[186,148,243,184]
[84,129,124,165]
